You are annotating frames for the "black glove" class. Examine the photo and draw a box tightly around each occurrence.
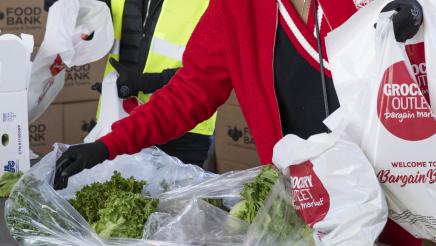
[109,58,177,99]
[381,0,423,42]
[53,141,109,190]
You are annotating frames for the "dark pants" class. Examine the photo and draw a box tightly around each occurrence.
[157,132,212,168]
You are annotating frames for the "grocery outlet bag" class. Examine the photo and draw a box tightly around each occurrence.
[272,114,388,245]
[326,0,436,239]
[28,0,113,123]
[5,144,215,245]
[84,72,128,143]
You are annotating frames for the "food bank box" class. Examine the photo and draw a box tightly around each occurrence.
[0,34,33,175]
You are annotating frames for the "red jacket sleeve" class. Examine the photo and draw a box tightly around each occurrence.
[99,0,232,160]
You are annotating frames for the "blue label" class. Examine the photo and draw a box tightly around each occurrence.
[3,161,16,173]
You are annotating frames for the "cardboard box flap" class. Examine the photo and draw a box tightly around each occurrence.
[0,34,33,92]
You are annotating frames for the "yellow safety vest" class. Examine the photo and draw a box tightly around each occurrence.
[100,0,215,136]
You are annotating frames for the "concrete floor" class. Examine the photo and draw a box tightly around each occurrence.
[0,199,17,246]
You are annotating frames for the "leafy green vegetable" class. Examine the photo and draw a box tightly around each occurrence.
[229,166,314,244]
[259,196,314,244]
[229,165,279,223]
[204,198,229,212]
[70,171,146,224]
[70,171,158,239]
[6,175,78,243]
[160,180,169,193]
[0,171,23,198]
[92,191,158,239]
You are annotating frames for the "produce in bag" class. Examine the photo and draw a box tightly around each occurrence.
[326,0,436,239]
[0,171,23,198]
[273,111,388,245]
[155,166,315,245]
[5,144,215,245]
[244,177,314,246]
[70,172,158,239]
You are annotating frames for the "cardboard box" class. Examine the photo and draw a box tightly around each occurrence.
[0,0,47,47]
[216,159,258,174]
[63,101,98,144]
[215,98,260,173]
[29,104,63,155]
[54,57,107,103]
[0,35,32,175]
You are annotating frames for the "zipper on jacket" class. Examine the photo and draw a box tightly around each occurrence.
[142,0,161,37]
[271,2,283,136]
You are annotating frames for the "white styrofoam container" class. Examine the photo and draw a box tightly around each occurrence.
[0,34,33,175]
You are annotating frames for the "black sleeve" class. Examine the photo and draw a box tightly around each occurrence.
[137,68,179,94]
[44,0,110,11]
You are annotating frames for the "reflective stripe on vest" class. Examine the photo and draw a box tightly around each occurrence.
[101,0,215,136]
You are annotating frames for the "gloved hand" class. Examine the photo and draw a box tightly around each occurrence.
[53,141,109,190]
[381,0,423,42]
[109,58,177,99]
[109,58,144,99]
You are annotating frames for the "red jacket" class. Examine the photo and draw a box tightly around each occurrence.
[100,0,367,163]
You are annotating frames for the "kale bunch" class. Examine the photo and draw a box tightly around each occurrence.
[229,165,279,223]
[70,171,158,239]
[0,171,23,198]
[93,191,158,239]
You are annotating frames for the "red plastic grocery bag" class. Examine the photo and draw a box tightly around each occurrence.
[326,0,436,240]
[273,115,387,245]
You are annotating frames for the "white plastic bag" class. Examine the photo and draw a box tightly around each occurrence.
[84,72,128,143]
[5,144,216,245]
[326,0,436,239]
[28,0,113,123]
[272,112,388,246]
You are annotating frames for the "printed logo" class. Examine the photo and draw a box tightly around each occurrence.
[50,55,65,76]
[406,42,429,103]
[3,160,16,173]
[288,161,330,227]
[2,112,16,122]
[228,126,243,142]
[29,124,46,143]
[377,61,436,141]
[66,64,90,82]
[1,7,42,26]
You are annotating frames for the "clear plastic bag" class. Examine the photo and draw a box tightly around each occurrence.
[6,145,315,245]
[150,167,315,246]
[5,144,215,245]
[244,177,315,246]
[145,168,262,245]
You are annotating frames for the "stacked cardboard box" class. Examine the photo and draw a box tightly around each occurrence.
[0,0,106,155]
[215,91,261,173]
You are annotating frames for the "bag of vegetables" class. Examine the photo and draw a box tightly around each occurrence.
[151,166,315,245]
[5,144,216,246]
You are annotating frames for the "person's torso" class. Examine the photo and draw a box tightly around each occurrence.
[211,0,368,163]
[104,0,215,136]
